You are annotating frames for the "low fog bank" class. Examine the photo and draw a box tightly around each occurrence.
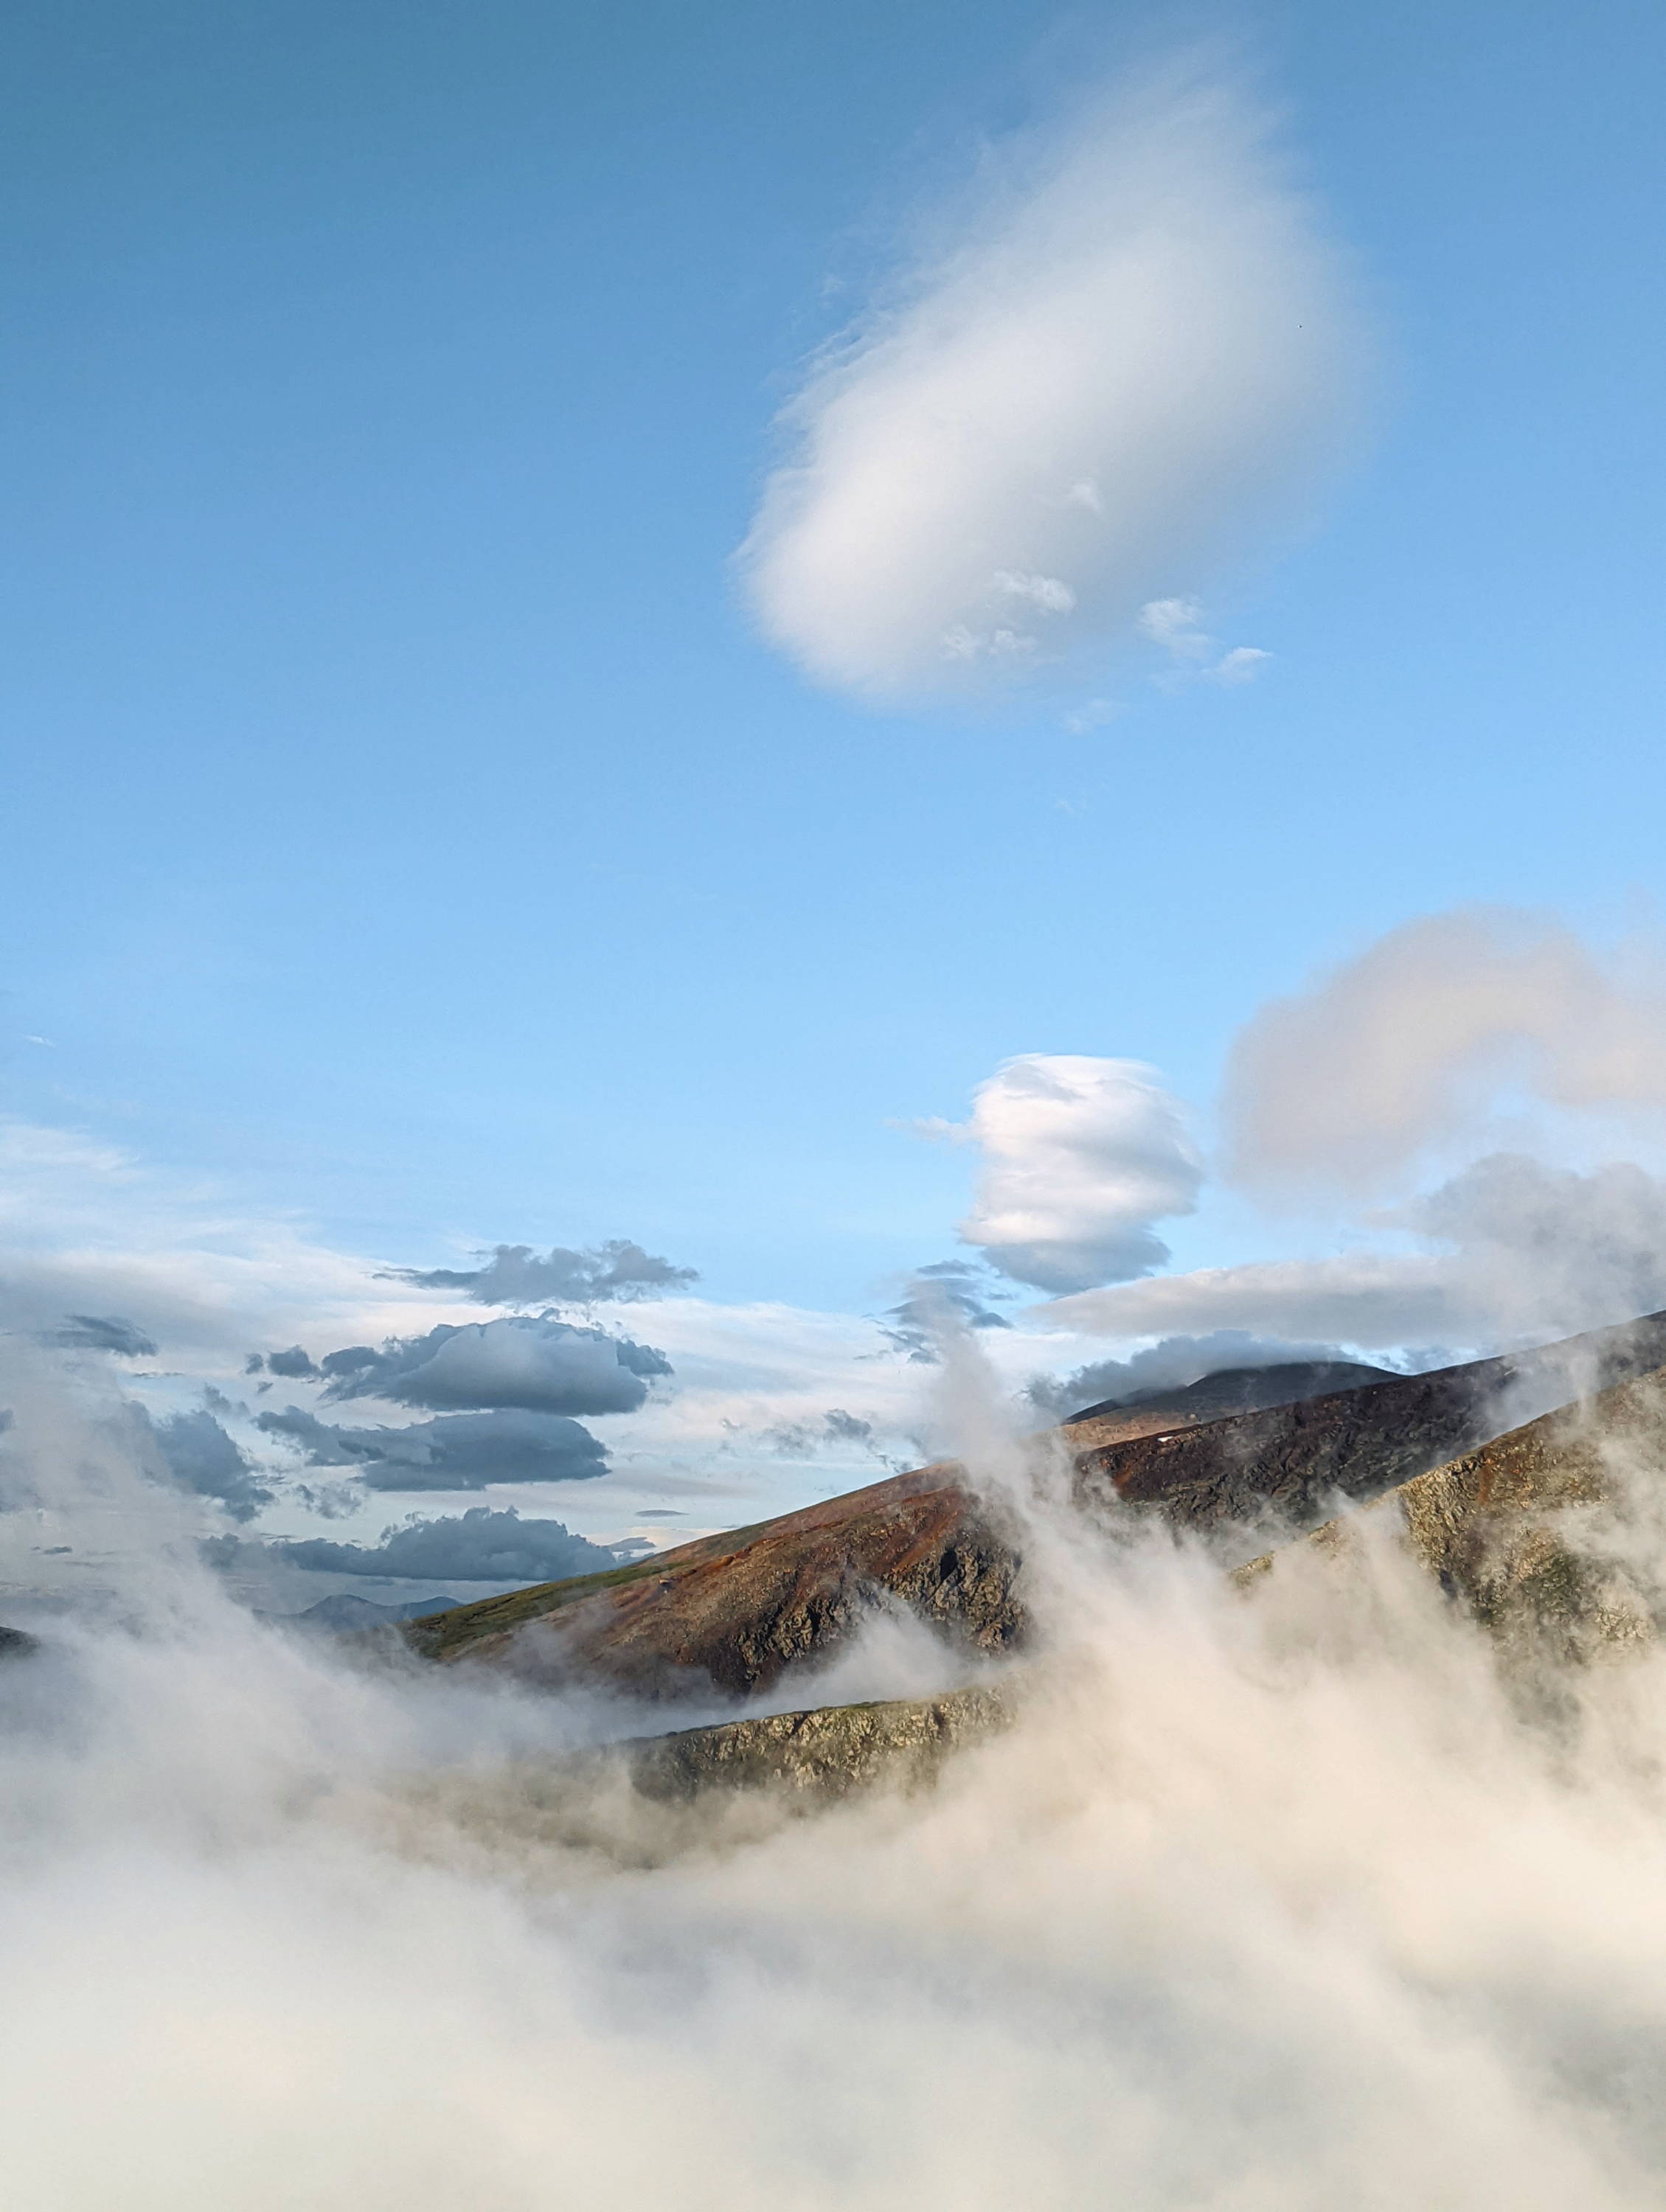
[8,1343,1666,2208]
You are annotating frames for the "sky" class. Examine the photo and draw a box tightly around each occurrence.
[2,0,1665,1596]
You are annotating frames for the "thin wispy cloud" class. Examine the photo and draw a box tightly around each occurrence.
[1061,697,1120,734]
[1139,597,1273,686]
[740,52,1366,701]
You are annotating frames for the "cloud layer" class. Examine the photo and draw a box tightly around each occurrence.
[740,55,1364,700]
[21,1354,1666,2207]
[948,1054,1201,1293]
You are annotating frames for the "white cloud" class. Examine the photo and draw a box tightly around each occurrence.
[738,54,1366,700]
[1224,909,1666,1200]
[947,1054,1203,1294]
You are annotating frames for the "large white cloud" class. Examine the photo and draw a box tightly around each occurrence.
[944,1054,1202,1294]
[1224,909,1666,1200]
[739,55,1366,700]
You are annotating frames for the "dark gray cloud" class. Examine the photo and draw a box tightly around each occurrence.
[882,1262,1013,1363]
[245,1347,321,1378]
[136,1405,275,1523]
[381,1239,696,1306]
[255,1404,608,1489]
[271,1506,617,1584]
[1024,1331,1403,1424]
[316,1315,670,1416]
[49,1314,157,1357]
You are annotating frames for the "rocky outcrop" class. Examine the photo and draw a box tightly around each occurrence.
[0,1624,36,1660]
[618,1684,1013,1804]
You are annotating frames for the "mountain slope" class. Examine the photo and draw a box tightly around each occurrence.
[1073,1310,1666,1542]
[399,1308,1666,1703]
[404,1462,1021,1699]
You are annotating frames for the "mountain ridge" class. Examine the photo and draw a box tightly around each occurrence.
[389,1310,1666,1704]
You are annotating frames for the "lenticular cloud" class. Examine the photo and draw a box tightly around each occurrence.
[740,55,1367,702]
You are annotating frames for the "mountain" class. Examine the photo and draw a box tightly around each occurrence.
[583,1353,1666,1809]
[1069,1310,1666,1539]
[1063,1360,1398,1441]
[398,1308,1666,1705]
[403,1464,1021,1698]
[285,1593,457,1632]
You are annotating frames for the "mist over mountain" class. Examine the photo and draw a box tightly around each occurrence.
[2,4,1664,2205]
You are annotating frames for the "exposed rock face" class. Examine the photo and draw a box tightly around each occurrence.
[1075,1310,1666,1550]
[401,1309,1666,1704]
[619,1684,1012,1804]
[0,1624,36,1660]
[1241,1367,1666,1665]
[405,1466,1024,1701]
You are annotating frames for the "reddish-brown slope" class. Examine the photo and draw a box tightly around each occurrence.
[407,1461,1021,1700]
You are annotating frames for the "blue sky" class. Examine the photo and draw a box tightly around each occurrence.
[3,1,1665,1586]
